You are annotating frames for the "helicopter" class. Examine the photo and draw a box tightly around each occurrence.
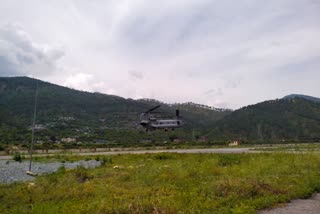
[139,105,183,131]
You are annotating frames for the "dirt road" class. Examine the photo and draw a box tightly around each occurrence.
[260,193,320,214]
[0,147,252,160]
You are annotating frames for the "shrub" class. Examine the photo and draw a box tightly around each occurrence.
[75,166,93,183]
[101,156,113,166]
[57,165,66,173]
[217,154,241,166]
[154,153,172,160]
[13,152,22,162]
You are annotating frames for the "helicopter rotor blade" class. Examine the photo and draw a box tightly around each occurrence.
[145,105,161,113]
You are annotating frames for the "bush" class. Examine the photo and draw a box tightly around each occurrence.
[13,152,22,162]
[217,154,241,166]
[101,156,113,166]
[75,166,93,183]
[57,166,66,173]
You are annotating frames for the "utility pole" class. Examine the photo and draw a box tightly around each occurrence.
[27,82,38,175]
[192,128,195,142]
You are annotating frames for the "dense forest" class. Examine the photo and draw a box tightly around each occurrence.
[1,76,320,148]
[207,97,320,142]
[0,77,230,147]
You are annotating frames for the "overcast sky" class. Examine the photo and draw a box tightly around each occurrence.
[0,0,319,109]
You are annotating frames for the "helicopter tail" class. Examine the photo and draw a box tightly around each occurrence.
[176,109,180,118]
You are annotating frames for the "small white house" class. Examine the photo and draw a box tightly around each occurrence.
[228,140,240,146]
[61,138,76,143]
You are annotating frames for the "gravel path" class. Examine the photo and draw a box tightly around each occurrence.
[0,160,101,184]
[260,193,320,214]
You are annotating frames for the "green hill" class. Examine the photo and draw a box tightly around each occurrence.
[1,76,320,145]
[0,77,149,128]
[206,97,320,142]
[283,94,320,103]
[0,77,230,144]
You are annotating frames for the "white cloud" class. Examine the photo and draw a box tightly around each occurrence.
[0,23,64,77]
[0,0,319,109]
[64,73,93,91]
[128,70,144,80]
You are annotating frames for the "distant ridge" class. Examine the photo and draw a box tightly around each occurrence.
[206,96,320,141]
[137,98,232,112]
[0,76,229,130]
[283,94,320,103]
[1,76,320,143]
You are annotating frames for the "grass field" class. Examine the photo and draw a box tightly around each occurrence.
[1,152,320,213]
[252,143,320,152]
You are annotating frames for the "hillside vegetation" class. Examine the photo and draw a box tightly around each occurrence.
[1,77,320,145]
[0,77,229,145]
[208,98,320,142]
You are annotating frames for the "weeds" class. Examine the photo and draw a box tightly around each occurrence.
[217,154,241,166]
[154,153,172,160]
[101,156,113,166]
[2,153,320,213]
[74,167,93,183]
[57,166,65,174]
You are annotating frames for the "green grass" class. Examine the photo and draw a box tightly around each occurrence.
[1,153,320,213]
[252,143,320,152]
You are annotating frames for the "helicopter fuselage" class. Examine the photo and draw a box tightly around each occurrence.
[139,112,183,131]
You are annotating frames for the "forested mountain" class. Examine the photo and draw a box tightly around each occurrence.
[206,97,320,141]
[1,76,319,144]
[0,77,230,128]
[0,77,147,129]
[0,77,229,144]
[283,94,320,103]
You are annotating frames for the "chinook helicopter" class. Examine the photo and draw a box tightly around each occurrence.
[139,105,183,131]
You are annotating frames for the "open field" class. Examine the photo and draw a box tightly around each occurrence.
[2,143,320,161]
[1,152,320,213]
[0,147,253,160]
[252,143,320,152]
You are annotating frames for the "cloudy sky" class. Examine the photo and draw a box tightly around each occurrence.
[0,0,319,109]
